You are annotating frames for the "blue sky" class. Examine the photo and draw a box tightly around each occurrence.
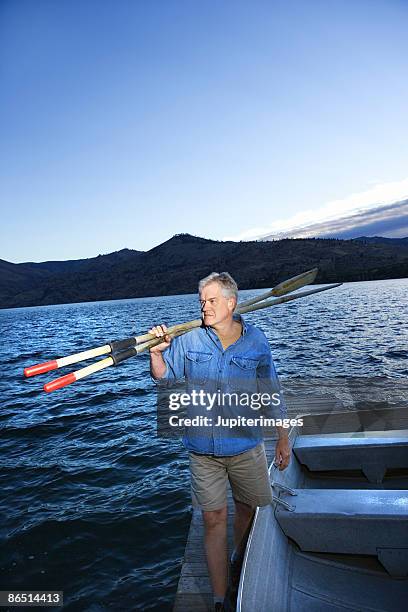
[1,0,408,263]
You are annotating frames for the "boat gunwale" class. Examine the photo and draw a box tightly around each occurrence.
[236,419,300,612]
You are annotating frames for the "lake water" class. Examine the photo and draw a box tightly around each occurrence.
[0,278,407,610]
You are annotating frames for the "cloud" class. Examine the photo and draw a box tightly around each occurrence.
[263,199,408,240]
[224,178,408,241]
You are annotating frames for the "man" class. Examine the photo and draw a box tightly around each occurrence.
[150,272,291,611]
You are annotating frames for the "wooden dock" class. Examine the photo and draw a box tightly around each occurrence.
[172,395,408,612]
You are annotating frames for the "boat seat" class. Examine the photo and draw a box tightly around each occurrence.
[276,488,408,577]
[293,430,408,483]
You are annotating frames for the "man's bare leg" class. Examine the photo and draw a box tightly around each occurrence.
[202,506,228,599]
[233,499,254,550]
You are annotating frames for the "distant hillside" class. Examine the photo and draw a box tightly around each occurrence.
[352,236,408,246]
[1,234,407,309]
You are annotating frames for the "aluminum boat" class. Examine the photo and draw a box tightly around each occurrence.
[237,408,408,612]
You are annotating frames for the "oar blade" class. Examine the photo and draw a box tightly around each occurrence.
[272,267,318,296]
[237,267,319,309]
[238,282,342,314]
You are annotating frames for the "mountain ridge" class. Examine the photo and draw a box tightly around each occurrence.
[1,234,407,309]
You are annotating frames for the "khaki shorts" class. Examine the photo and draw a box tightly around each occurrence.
[188,442,273,511]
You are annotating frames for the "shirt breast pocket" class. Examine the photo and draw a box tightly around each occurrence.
[185,351,213,386]
[229,355,259,390]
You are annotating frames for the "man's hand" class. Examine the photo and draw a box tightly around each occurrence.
[275,436,291,471]
[149,324,172,353]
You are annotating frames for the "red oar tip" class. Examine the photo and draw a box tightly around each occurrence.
[24,360,58,378]
[44,373,76,393]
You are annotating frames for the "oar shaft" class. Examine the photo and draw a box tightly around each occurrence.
[43,329,190,392]
[24,344,112,377]
[25,322,202,377]
[114,328,190,362]
[134,319,202,345]
[44,357,114,393]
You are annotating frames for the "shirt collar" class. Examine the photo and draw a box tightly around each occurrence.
[233,312,247,336]
[204,313,247,342]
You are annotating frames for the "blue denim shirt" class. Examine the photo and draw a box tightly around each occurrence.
[152,315,287,456]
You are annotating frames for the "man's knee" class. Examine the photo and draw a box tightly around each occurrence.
[234,498,255,518]
[202,506,228,530]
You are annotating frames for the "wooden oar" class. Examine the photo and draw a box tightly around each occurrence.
[24,268,318,378]
[43,282,341,392]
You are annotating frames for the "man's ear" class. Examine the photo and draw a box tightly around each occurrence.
[228,297,237,312]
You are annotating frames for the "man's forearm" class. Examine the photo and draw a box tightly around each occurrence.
[276,425,289,439]
[150,352,167,379]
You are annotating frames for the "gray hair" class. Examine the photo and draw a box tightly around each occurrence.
[198,272,238,301]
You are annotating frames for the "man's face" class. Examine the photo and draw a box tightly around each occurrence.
[199,282,236,327]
